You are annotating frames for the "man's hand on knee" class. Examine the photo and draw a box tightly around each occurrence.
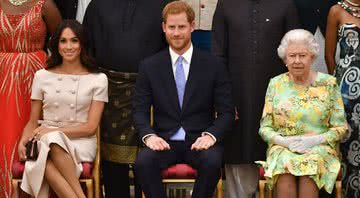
[145,135,170,151]
[191,134,215,151]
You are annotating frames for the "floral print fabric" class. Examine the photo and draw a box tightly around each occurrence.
[257,72,347,193]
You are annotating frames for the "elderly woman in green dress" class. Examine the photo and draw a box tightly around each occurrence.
[258,29,347,198]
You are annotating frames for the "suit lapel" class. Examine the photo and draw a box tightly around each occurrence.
[182,49,200,110]
[161,50,181,113]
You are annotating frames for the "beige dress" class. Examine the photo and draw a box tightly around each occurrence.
[20,69,108,197]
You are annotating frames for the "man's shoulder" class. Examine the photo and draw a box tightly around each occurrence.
[141,49,169,66]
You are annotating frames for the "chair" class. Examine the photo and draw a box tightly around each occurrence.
[12,128,101,198]
[258,166,342,198]
[142,163,223,198]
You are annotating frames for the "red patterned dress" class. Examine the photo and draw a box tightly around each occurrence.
[0,0,47,197]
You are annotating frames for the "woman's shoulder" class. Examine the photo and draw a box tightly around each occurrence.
[34,68,48,77]
[90,72,107,80]
[87,72,108,86]
[270,72,289,83]
[316,72,337,86]
[329,3,344,17]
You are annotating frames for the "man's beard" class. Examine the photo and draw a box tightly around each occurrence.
[166,36,190,52]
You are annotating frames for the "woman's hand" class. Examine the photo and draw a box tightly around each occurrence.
[32,126,55,140]
[289,134,326,153]
[272,135,301,148]
[18,139,28,161]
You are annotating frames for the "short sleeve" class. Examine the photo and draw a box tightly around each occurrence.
[92,73,108,102]
[31,70,43,100]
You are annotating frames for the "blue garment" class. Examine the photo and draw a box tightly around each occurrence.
[192,30,211,51]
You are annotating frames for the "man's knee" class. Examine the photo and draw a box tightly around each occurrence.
[134,148,158,171]
[198,146,223,170]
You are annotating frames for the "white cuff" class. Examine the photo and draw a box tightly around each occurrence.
[142,134,157,144]
[202,132,217,143]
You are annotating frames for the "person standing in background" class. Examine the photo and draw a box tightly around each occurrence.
[325,1,360,197]
[0,0,61,197]
[54,0,91,23]
[83,0,172,197]
[54,0,77,19]
[212,0,299,197]
[75,0,91,23]
[181,0,217,51]
[294,0,337,74]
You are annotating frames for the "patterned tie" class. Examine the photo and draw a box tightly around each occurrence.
[171,56,186,140]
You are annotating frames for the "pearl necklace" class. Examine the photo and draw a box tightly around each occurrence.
[345,0,360,7]
[8,0,29,6]
[338,1,360,18]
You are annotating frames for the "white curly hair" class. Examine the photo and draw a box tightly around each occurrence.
[277,29,320,60]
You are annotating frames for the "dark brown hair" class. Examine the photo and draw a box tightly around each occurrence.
[46,20,98,72]
[162,1,195,23]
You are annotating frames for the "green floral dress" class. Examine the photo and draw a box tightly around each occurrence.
[257,72,347,193]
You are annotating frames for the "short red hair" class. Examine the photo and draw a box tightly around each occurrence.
[162,1,195,23]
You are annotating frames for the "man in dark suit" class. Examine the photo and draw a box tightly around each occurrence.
[133,1,234,198]
[54,0,78,19]
[294,0,337,35]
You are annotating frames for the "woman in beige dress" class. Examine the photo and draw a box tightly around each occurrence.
[17,20,108,198]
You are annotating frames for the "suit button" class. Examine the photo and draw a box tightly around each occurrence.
[125,90,131,96]
[122,112,128,118]
[70,104,75,109]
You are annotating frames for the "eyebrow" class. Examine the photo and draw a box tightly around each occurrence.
[60,37,78,39]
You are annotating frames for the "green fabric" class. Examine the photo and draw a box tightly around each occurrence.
[257,72,347,193]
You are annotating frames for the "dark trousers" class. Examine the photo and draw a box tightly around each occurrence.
[102,161,130,197]
[135,141,223,198]
[102,161,142,198]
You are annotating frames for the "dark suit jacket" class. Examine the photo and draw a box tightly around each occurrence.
[54,0,78,19]
[294,0,337,35]
[133,48,234,144]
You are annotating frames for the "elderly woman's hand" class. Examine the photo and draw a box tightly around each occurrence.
[272,135,301,148]
[289,134,326,153]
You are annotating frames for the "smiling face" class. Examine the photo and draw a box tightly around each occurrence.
[162,12,194,55]
[58,28,81,64]
[285,43,314,78]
